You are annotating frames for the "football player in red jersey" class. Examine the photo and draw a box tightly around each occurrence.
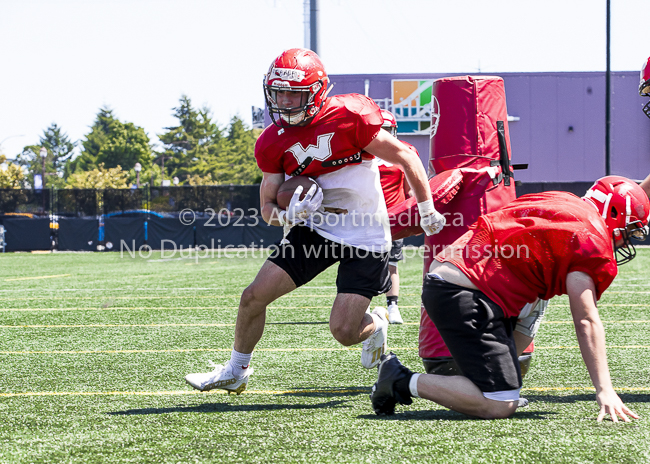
[371,176,649,422]
[377,110,417,324]
[185,48,445,394]
[638,57,650,196]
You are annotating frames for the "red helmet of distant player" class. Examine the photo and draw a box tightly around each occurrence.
[640,57,650,119]
[380,109,398,137]
[264,48,329,127]
[583,176,650,264]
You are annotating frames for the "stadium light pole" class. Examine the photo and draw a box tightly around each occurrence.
[310,0,319,55]
[304,0,310,49]
[605,0,611,176]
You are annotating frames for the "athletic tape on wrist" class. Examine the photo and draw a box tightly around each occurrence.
[417,199,436,217]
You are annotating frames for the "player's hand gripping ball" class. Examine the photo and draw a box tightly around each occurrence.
[276,177,323,225]
[276,176,320,209]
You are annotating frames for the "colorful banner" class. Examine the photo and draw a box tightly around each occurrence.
[391,79,435,134]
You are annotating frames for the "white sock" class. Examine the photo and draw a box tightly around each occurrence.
[409,373,421,398]
[230,349,252,377]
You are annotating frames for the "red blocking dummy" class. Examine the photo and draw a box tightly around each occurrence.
[417,76,532,358]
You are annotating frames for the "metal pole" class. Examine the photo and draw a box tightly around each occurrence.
[605,0,611,176]
[41,156,46,213]
[310,0,319,55]
[304,0,310,49]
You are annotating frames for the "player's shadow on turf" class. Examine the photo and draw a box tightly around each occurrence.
[266,321,329,325]
[281,387,372,398]
[524,393,650,403]
[359,409,556,421]
[108,400,348,416]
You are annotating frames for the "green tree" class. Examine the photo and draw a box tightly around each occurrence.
[66,107,113,175]
[15,145,44,188]
[42,123,75,172]
[67,107,153,179]
[65,163,130,189]
[158,97,261,186]
[16,123,75,188]
[212,116,262,184]
[0,154,25,188]
[157,95,224,183]
[186,173,216,186]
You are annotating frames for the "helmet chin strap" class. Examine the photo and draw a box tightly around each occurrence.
[322,82,335,99]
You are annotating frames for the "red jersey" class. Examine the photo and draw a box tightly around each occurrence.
[255,94,383,177]
[436,192,616,317]
[378,141,417,209]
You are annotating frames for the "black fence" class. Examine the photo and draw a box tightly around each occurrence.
[0,185,261,218]
[148,185,260,215]
[0,189,52,217]
[0,182,609,252]
[55,189,98,217]
[0,185,268,252]
[0,183,598,218]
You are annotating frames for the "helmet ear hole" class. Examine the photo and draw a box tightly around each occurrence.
[610,207,618,219]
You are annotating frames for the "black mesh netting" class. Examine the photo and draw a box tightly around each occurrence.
[55,189,98,217]
[103,188,145,215]
[1,186,262,217]
[149,185,260,214]
[0,189,51,216]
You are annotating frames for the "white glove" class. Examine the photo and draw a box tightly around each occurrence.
[418,199,445,236]
[279,184,323,225]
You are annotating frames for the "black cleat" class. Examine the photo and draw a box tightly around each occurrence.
[370,352,414,415]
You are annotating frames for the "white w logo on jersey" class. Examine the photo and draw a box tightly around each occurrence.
[286,133,334,164]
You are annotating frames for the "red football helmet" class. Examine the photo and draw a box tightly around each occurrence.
[380,109,398,136]
[264,48,329,127]
[640,56,650,119]
[583,175,650,265]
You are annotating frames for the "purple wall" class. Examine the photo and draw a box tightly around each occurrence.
[328,72,650,183]
[264,72,650,183]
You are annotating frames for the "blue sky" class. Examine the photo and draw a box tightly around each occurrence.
[0,0,647,160]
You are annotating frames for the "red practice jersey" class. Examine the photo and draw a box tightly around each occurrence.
[377,141,417,209]
[255,94,383,177]
[436,192,617,317]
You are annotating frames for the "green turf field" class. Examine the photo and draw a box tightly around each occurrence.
[1,248,649,463]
